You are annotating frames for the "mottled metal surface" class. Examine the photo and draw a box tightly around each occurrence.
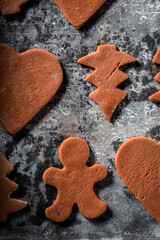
[0,0,160,239]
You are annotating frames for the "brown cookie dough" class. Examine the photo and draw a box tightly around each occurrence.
[115,137,160,223]
[150,48,160,102]
[0,0,29,16]
[78,45,136,121]
[0,153,27,222]
[0,44,63,134]
[43,137,107,222]
[54,0,106,28]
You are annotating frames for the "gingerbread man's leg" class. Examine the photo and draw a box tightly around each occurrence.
[45,193,73,222]
[77,189,107,219]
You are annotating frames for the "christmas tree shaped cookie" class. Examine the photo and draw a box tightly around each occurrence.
[78,45,136,121]
[0,153,27,222]
[150,48,160,102]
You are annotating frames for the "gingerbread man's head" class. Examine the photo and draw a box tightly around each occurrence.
[59,137,90,169]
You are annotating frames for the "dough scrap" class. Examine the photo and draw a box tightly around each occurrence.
[0,44,63,134]
[0,0,29,16]
[0,153,27,222]
[115,137,160,223]
[43,137,107,222]
[78,45,136,121]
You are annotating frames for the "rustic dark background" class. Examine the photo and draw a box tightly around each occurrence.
[0,0,160,239]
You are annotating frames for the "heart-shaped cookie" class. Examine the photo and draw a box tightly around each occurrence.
[0,0,29,15]
[54,0,107,28]
[115,137,160,223]
[0,44,63,134]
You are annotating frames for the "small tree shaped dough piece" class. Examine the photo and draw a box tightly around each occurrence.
[0,0,29,15]
[78,45,136,121]
[150,48,160,102]
[43,137,107,222]
[0,153,27,222]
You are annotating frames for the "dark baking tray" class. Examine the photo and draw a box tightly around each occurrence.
[0,0,160,239]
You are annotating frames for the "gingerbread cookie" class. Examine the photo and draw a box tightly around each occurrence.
[78,45,136,121]
[150,48,160,102]
[115,137,160,223]
[0,153,27,222]
[43,137,107,222]
[0,44,63,134]
[0,0,29,15]
[54,0,106,28]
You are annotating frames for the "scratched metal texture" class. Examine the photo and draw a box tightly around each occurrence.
[0,0,160,239]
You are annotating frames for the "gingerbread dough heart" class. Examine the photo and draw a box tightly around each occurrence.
[0,44,63,134]
[115,137,160,223]
[54,0,107,28]
[0,0,29,16]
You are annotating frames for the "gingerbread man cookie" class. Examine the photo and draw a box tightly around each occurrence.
[43,137,107,222]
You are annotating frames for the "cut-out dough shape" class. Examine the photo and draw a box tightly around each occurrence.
[43,137,107,222]
[115,137,160,223]
[0,44,63,134]
[78,45,136,121]
[54,0,107,28]
[0,0,29,15]
[0,153,27,222]
[150,48,160,102]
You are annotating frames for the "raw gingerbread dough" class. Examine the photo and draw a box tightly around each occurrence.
[43,137,107,222]
[78,45,136,121]
[54,0,107,28]
[0,153,27,222]
[115,137,160,223]
[0,44,63,134]
[0,0,29,15]
[150,48,160,102]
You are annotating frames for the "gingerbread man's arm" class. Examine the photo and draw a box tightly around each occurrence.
[88,164,107,182]
[43,168,65,188]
